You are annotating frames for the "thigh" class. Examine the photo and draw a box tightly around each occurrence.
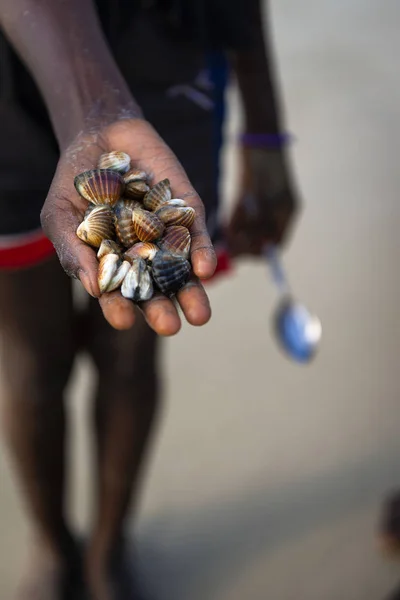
[0,257,75,398]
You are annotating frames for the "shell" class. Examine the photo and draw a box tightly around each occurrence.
[98,151,131,174]
[121,258,153,302]
[132,206,165,242]
[97,239,122,259]
[158,226,191,259]
[74,169,124,206]
[165,198,187,207]
[143,179,171,211]
[155,205,195,229]
[125,180,150,199]
[125,242,159,263]
[113,198,140,247]
[106,260,131,292]
[98,253,119,293]
[123,169,148,184]
[151,251,191,296]
[76,205,114,248]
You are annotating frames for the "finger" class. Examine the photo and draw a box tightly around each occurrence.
[99,291,137,330]
[140,293,181,336]
[41,193,100,297]
[176,279,211,326]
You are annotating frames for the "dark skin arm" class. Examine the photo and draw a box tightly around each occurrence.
[0,0,216,333]
[226,0,299,256]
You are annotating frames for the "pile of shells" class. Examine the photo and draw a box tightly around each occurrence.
[75,151,194,302]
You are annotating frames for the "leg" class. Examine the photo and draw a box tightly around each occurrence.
[85,298,160,600]
[0,257,80,599]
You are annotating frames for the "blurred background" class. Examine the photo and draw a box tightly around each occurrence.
[2,0,400,598]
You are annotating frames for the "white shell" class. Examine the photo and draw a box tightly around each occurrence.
[98,254,119,294]
[106,260,131,292]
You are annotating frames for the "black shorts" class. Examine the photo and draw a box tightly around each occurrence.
[0,8,223,268]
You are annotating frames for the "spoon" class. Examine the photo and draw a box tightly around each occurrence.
[264,245,322,363]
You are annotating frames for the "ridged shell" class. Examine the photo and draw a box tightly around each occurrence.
[155,205,195,228]
[98,151,131,174]
[143,179,171,211]
[106,260,131,292]
[125,242,159,263]
[76,205,114,248]
[123,169,148,184]
[113,199,140,247]
[98,253,119,294]
[97,239,122,259]
[165,198,187,207]
[132,207,165,242]
[158,226,191,259]
[74,169,124,206]
[151,251,191,296]
[125,180,150,199]
[121,258,153,302]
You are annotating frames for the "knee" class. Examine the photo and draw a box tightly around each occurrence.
[0,340,75,407]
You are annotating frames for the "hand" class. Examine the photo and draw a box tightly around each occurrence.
[226,146,299,257]
[41,118,216,334]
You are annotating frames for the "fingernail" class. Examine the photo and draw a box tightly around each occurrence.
[79,269,98,297]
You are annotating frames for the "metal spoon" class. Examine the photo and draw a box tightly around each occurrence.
[264,245,322,363]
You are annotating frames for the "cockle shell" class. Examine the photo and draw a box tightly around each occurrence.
[124,169,150,199]
[106,260,131,292]
[98,151,131,174]
[125,180,150,199]
[123,169,148,184]
[165,198,187,207]
[158,226,191,259]
[143,179,171,211]
[132,206,165,242]
[113,198,140,247]
[74,169,124,206]
[125,242,159,263]
[76,205,114,248]
[155,205,195,229]
[151,251,191,296]
[98,253,120,293]
[97,239,122,259]
[121,257,153,302]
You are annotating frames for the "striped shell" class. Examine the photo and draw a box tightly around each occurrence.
[151,251,191,296]
[113,199,140,247]
[123,169,148,184]
[125,180,150,199]
[76,205,114,248]
[158,226,191,259]
[143,179,171,211]
[98,151,131,174]
[125,242,159,263]
[132,206,165,242]
[155,205,195,229]
[74,169,124,206]
[121,257,153,302]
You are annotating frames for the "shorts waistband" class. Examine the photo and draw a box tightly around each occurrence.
[0,229,56,270]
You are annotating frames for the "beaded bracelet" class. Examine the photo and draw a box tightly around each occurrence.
[240,132,294,149]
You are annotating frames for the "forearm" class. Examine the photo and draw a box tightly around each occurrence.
[228,0,284,135]
[0,0,141,148]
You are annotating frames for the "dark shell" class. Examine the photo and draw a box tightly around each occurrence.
[158,225,191,259]
[143,178,171,211]
[74,169,124,206]
[151,251,191,296]
[113,198,140,247]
